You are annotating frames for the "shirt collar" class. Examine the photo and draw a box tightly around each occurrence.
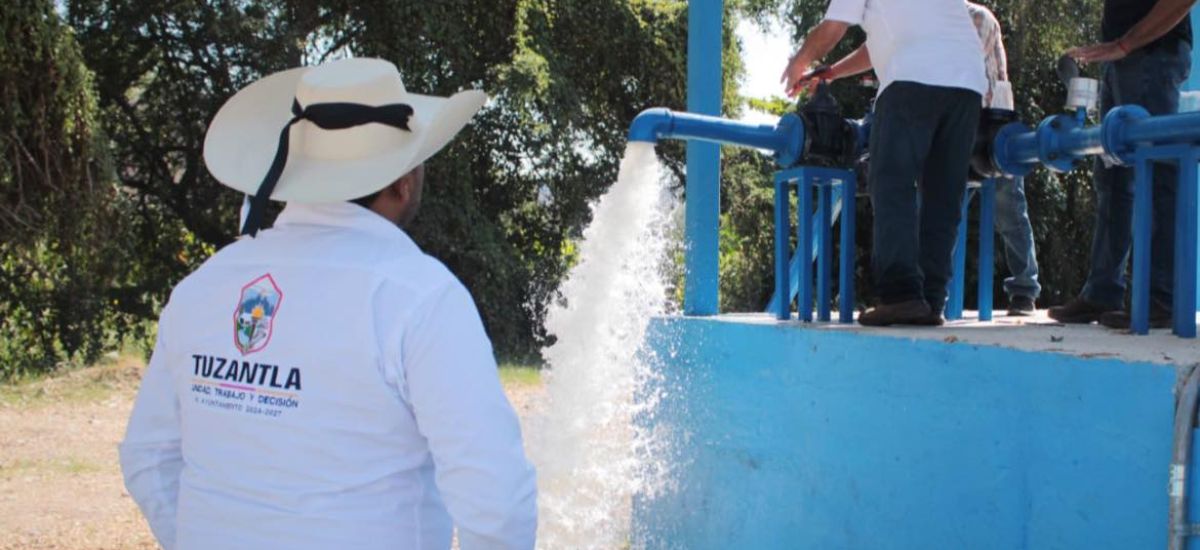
[272,202,419,251]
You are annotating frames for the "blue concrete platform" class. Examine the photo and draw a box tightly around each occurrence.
[633,314,1200,549]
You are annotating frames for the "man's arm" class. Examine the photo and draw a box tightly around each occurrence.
[827,45,873,81]
[781,20,852,97]
[792,45,872,96]
[119,321,183,550]
[1069,0,1197,63]
[402,281,537,549]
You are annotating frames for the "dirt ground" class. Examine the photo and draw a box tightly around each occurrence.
[0,357,543,549]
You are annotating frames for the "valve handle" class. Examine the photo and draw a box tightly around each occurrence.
[1056,55,1080,87]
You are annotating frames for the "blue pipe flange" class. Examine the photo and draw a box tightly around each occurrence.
[1037,114,1083,173]
[773,113,806,168]
[1101,105,1150,166]
[992,121,1035,177]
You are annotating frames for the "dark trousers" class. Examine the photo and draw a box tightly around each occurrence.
[869,81,982,310]
[1081,41,1191,310]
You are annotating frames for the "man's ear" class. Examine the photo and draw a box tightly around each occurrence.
[383,172,412,201]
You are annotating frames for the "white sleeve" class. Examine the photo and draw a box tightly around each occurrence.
[119,316,183,550]
[401,281,537,549]
[824,0,866,25]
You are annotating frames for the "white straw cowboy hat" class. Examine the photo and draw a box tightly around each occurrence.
[203,57,487,235]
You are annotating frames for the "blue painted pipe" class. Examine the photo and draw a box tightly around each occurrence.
[995,106,1200,175]
[628,108,808,167]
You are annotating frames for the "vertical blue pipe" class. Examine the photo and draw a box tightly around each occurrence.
[979,180,996,322]
[818,183,833,322]
[775,174,791,320]
[1175,153,1198,337]
[1189,8,1200,315]
[800,176,814,322]
[683,0,722,316]
[1132,156,1153,335]
[947,190,973,320]
[840,176,856,323]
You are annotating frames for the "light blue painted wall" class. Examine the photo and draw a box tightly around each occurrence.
[634,318,1181,549]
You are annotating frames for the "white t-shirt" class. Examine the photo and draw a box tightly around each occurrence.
[119,202,537,550]
[825,0,988,96]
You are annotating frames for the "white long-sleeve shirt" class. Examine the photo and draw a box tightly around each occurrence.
[119,202,537,550]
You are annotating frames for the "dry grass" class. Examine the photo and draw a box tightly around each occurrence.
[0,355,155,550]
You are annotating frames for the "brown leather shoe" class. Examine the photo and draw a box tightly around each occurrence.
[1047,297,1112,324]
[859,300,935,327]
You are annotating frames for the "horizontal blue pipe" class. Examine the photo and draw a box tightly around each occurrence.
[628,108,804,166]
[1000,123,1102,167]
[998,109,1200,170]
[1124,110,1200,145]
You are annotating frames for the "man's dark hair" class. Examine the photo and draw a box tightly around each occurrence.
[349,189,382,209]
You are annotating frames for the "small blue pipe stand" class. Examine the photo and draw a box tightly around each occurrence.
[1126,145,1199,337]
[946,178,999,322]
[774,166,856,323]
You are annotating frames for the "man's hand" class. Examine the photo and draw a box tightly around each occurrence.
[779,20,850,98]
[781,56,816,98]
[786,65,833,97]
[1067,41,1129,65]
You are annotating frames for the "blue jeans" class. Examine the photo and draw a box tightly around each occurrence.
[869,82,982,309]
[993,176,1040,300]
[1080,41,1191,310]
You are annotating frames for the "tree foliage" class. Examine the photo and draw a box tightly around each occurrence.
[4,0,703,374]
[0,0,149,377]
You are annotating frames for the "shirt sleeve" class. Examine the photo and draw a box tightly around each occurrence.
[992,17,1009,82]
[119,311,183,550]
[824,0,866,25]
[401,281,537,550]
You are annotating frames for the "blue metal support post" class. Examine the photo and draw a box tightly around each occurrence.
[818,185,833,321]
[774,174,790,320]
[1176,152,1198,337]
[799,175,814,322]
[978,179,996,322]
[947,189,974,320]
[1187,8,1200,314]
[1132,154,1153,335]
[683,0,722,316]
[839,174,857,323]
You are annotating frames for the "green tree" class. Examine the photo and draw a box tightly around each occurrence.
[54,0,708,363]
[0,0,141,377]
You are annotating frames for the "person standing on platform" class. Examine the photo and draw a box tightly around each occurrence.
[798,1,1043,318]
[119,58,538,550]
[1049,0,1194,329]
[781,0,987,326]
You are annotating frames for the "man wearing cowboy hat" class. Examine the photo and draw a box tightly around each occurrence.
[118,58,537,549]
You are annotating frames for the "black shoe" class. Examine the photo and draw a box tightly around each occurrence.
[913,310,946,326]
[1047,297,1112,324]
[1007,296,1036,317]
[1098,306,1173,330]
[859,300,935,327]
